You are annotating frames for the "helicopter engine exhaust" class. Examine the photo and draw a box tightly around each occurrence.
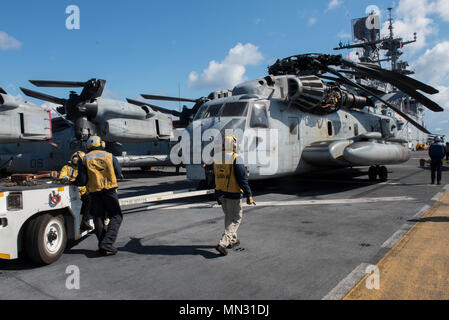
[287,75,371,114]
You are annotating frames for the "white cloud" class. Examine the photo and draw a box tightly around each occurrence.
[381,0,439,52]
[411,41,449,110]
[308,17,317,26]
[187,43,264,90]
[326,0,343,12]
[103,88,121,100]
[255,18,263,25]
[338,31,351,39]
[0,31,22,50]
[435,0,449,22]
[414,41,449,85]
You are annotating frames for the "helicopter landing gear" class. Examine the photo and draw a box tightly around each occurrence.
[368,165,388,182]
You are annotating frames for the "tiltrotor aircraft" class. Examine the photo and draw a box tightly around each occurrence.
[0,86,52,143]
[151,53,442,187]
[20,79,173,143]
[0,79,177,174]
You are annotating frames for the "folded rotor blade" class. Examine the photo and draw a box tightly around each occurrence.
[358,63,439,94]
[141,94,197,103]
[341,61,443,112]
[20,87,67,105]
[29,80,88,88]
[126,98,182,117]
[326,68,431,134]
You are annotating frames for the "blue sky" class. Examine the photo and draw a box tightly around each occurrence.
[1,0,449,135]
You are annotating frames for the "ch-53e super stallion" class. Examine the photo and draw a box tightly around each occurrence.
[143,53,442,188]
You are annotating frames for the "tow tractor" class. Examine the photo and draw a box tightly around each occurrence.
[0,175,214,265]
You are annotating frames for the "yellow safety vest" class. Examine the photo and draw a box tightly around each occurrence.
[213,152,243,194]
[83,150,118,193]
[58,164,87,197]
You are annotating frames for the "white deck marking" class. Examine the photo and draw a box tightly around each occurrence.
[381,224,412,248]
[150,196,415,211]
[412,205,431,220]
[322,263,371,300]
[431,192,443,201]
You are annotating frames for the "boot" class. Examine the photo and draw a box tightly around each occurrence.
[80,218,93,231]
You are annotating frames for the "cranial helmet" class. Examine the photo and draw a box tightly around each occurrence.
[71,151,85,161]
[86,136,102,150]
[434,136,442,143]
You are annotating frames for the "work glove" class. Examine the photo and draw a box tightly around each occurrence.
[216,197,223,206]
[60,176,70,183]
[247,197,256,206]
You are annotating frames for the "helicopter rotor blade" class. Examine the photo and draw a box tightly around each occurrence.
[20,87,67,106]
[340,60,443,112]
[141,94,198,103]
[30,79,107,102]
[126,98,183,117]
[79,79,106,101]
[29,80,89,88]
[326,68,431,134]
[358,62,439,94]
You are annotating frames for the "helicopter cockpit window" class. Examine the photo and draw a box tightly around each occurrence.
[250,103,269,128]
[194,104,222,120]
[220,102,249,117]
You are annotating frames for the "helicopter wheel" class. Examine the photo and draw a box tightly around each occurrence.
[378,166,388,182]
[368,166,377,181]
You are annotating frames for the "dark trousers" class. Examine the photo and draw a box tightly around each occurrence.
[80,194,92,222]
[431,159,443,183]
[90,189,123,247]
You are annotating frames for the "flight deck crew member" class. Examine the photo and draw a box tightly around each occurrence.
[213,135,255,256]
[429,136,445,185]
[59,151,93,231]
[74,136,123,256]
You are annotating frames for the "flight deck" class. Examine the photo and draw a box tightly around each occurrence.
[0,152,447,300]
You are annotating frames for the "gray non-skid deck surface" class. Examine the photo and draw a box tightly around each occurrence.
[0,152,444,300]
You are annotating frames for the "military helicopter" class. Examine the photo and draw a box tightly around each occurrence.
[20,79,173,142]
[0,79,177,174]
[163,52,443,187]
[0,86,52,143]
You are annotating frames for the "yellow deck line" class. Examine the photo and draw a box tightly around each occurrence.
[344,190,449,300]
